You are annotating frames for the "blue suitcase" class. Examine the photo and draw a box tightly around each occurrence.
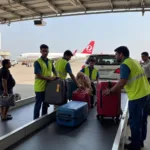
[56,101,88,127]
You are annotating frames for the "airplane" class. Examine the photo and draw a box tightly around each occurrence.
[17,41,95,63]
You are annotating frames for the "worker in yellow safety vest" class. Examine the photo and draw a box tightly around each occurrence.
[55,50,80,86]
[80,58,99,108]
[54,50,81,110]
[103,46,150,150]
[33,44,57,120]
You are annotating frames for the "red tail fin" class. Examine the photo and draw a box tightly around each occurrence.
[73,50,77,56]
[81,41,95,54]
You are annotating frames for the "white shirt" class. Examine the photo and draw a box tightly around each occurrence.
[142,60,150,78]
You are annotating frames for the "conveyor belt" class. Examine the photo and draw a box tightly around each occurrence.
[0,84,35,137]
[0,103,53,137]
[12,93,127,150]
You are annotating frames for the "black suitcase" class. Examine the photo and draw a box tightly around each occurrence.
[65,78,78,100]
[44,79,67,105]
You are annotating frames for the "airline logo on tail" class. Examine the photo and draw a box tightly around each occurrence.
[81,41,95,54]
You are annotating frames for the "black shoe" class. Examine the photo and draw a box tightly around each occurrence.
[1,114,12,120]
[0,114,11,117]
[124,143,141,150]
[1,116,12,121]
[128,137,144,148]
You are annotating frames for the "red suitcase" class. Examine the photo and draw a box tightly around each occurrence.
[72,89,91,108]
[96,81,121,121]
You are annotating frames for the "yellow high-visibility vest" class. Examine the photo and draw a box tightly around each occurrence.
[123,58,150,100]
[55,58,68,79]
[34,58,52,92]
[84,67,98,80]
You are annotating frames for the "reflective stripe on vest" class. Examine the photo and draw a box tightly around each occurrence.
[34,58,52,92]
[123,58,150,100]
[55,58,68,79]
[127,73,145,84]
[84,67,98,80]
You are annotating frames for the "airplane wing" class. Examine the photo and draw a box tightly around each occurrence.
[49,49,78,61]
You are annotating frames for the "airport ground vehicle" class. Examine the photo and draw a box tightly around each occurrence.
[82,54,120,80]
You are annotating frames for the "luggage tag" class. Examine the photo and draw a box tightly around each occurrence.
[56,84,60,92]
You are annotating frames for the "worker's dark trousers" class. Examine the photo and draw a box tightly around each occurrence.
[128,94,150,149]
[33,92,49,119]
[91,82,96,105]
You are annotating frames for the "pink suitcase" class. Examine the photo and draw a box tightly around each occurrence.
[72,89,91,109]
[96,81,121,121]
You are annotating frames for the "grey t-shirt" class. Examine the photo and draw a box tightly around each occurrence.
[142,60,150,78]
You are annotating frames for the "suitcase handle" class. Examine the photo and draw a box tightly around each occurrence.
[76,88,88,94]
[57,113,72,118]
[57,114,72,121]
[100,89,103,108]
[58,118,72,122]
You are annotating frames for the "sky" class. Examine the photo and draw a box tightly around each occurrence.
[0,11,150,60]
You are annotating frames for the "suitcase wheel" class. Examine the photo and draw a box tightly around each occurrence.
[96,115,104,121]
[114,116,120,124]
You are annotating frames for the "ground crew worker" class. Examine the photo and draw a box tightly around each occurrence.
[33,44,57,119]
[141,52,150,83]
[103,46,150,150]
[80,58,99,108]
[55,50,80,86]
[54,50,81,109]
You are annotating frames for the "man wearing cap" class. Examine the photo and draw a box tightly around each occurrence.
[80,58,99,108]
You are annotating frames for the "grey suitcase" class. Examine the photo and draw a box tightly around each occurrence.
[44,79,67,105]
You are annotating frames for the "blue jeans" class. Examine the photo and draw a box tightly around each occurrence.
[33,92,49,119]
[129,94,150,148]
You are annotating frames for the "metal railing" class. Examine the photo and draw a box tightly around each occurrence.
[112,101,129,150]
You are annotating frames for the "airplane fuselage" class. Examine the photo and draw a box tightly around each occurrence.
[18,52,90,62]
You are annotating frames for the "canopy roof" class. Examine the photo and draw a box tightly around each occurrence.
[0,0,149,24]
